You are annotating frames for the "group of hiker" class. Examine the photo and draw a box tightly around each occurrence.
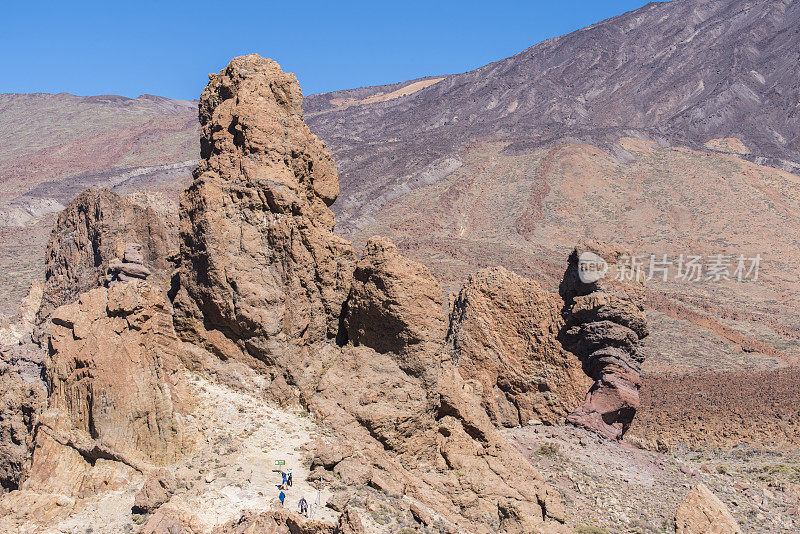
[277,467,309,517]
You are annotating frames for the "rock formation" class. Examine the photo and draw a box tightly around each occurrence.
[447,267,590,427]
[172,54,354,371]
[42,281,190,470]
[0,281,42,347]
[674,484,742,534]
[105,242,152,284]
[0,357,45,492]
[0,280,46,493]
[20,281,191,504]
[0,54,637,533]
[559,240,648,440]
[167,55,567,533]
[36,188,178,337]
[307,237,567,532]
[343,236,446,379]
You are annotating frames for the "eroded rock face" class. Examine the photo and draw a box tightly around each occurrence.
[0,281,42,347]
[675,484,741,534]
[306,238,567,533]
[173,54,354,368]
[447,267,590,427]
[0,358,45,492]
[36,189,178,338]
[344,236,446,379]
[560,240,648,440]
[25,281,191,498]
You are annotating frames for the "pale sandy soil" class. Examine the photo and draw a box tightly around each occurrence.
[45,373,337,534]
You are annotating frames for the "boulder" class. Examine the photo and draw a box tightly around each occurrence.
[675,484,742,534]
[105,242,153,284]
[173,53,354,368]
[447,267,590,427]
[133,468,177,514]
[211,509,338,534]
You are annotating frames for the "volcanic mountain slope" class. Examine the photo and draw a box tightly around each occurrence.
[305,0,800,234]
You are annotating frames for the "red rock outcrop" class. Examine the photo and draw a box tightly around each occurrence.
[307,237,568,533]
[167,55,568,533]
[447,267,590,427]
[36,188,178,337]
[559,240,648,440]
[172,54,354,371]
[343,235,446,379]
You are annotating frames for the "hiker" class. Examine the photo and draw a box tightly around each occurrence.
[287,468,293,487]
[298,496,308,517]
[281,471,287,488]
[279,490,286,507]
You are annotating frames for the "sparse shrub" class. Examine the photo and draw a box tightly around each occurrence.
[715,463,729,475]
[538,442,560,457]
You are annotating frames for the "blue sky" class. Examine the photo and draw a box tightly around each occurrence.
[1,0,650,99]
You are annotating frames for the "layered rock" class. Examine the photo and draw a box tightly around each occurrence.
[173,54,354,369]
[36,189,178,337]
[447,267,590,427]
[105,242,153,284]
[559,240,648,440]
[24,281,191,498]
[674,484,741,534]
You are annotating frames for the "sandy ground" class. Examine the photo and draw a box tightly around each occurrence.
[42,373,337,534]
[156,374,339,529]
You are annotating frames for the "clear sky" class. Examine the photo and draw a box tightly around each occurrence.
[0,0,651,99]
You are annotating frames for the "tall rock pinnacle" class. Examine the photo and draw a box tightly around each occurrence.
[173,54,354,365]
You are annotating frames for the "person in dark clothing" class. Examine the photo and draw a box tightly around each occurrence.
[298,496,308,517]
[281,471,287,488]
[287,468,293,487]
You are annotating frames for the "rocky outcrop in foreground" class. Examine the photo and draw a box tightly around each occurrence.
[0,55,652,533]
[560,240,648,440]
[447,267,589,427]
[168,55,567,533]
[25,282,190,497]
